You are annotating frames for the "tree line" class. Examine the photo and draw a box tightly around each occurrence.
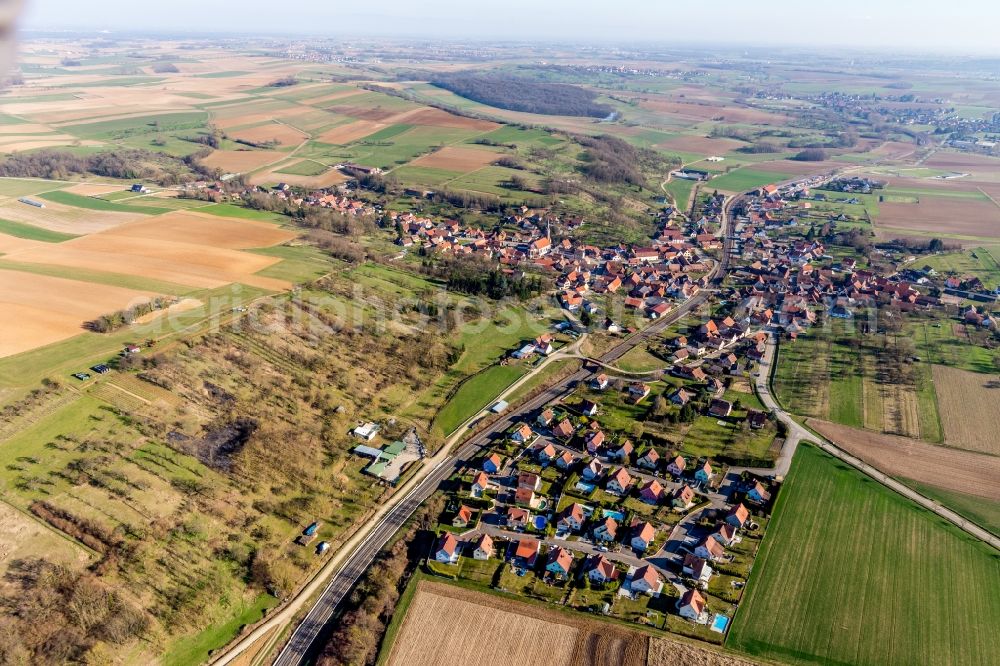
[0,148,219,185]
[85,296,176,333]
[430,73,613,118]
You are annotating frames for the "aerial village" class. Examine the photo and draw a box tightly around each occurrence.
[202,171,995,643]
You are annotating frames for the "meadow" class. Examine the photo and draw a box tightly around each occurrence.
[728,444,1000,666]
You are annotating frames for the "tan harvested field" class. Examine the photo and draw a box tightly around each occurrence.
[0,197,146,234]
[0,233,46,253]
[391,106,499,131]
[199,149,284,173]
[64,182,130,196]
[0,123,56,134]
[0,269,158,357]
[931,365,1000,455]
[98,210,296,249]
[228,121,308,147]
[876,197,1000,240]
[388,581,646,666]
[5,231,290,291]
[316,119,388,144]
[411,146,499,171]
[0,138,84,152]
[647,638,760,666]
[655,135,746,155]
[808,419,1000,501]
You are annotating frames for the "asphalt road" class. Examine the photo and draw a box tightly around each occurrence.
[267,200,739,666]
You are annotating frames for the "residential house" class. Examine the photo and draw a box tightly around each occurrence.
[747,481,772,504]
[452,505,474,528]
[514,538,540,567]
[511,423,536,444]
[580,399,600,417]
[545,546,574,578]
[536,442,557,463]
[584,554,618,584]
[673,484,696,509]
[682,553,713,584]
[586,429,606,454]
[627,382,651,402]
[629,564,663,595]
[630,521,656,552]
[712,523,739,547]
[536,408,555,428]
[507,506,531,530]
[518,471,541,491]
[606,468,633,495]
[582,459,604,481]
[514,486,537,508]
[557,503,585,533]
[695,461,714,485]
[707,399,732,418]
[694,536,725,562]
[473,533,494,560]
[639,479,664,505]
[556,450,576,470]
[553,418,575,440]
[434,533,460,564]
[667,455,686,477]
[677,588,707,621]
[669,387,696,406]
[726,503,750,529]
[746,410,767,430]
[611,439,634,462]
[593,517,618,542]
[590,373,610,390]
[470,472,490,498]
[637,447,660,471]
[482,453,502,474]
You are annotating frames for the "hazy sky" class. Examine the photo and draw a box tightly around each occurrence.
[18,0,1000,55]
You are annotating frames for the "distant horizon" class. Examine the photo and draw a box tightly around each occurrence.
[16,0,1000,58]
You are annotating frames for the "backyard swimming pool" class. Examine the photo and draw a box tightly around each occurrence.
[710,614,730,633]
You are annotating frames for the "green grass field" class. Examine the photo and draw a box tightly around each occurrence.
[37,190,171,215]
[664,178,695,211]
[0,177,72,197]
[708,168,793,193]
[898,478,1000,537]
[275,159,329,176]
[0,218,77,242]
[62,111,209,140]
[433,364,526,435]
[728,444,1000,666]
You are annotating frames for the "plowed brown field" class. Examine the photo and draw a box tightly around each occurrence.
[410,146,499,171]
[387,581,646,666]
[808,419,1000,500]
